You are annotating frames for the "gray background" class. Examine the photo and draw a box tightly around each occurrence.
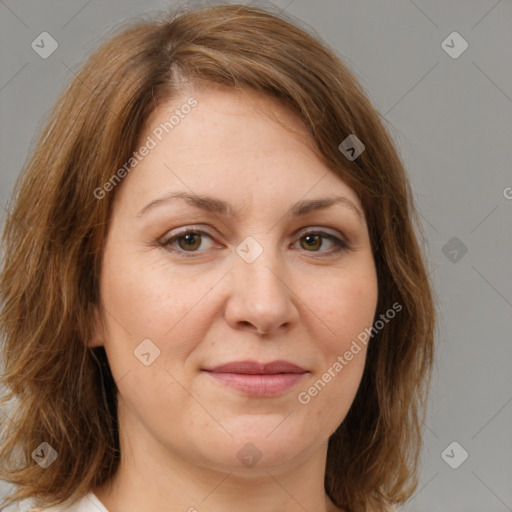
[1,1,511,511]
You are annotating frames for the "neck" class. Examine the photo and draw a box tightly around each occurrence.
[93,434,343,512]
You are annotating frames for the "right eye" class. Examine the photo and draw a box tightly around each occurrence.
[161,228,217,256]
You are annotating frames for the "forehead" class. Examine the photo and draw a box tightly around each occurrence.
[145,85,317,155]
[115,86,362,217]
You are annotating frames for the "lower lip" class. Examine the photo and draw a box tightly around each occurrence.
[204,371,307,397]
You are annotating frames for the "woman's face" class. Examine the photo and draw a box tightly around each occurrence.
[94,86,378,474]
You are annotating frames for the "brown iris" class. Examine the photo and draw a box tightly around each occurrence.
[178,233,202,251]
[300,234,322,251]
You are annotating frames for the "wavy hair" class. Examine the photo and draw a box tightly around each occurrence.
[0,3,436,511]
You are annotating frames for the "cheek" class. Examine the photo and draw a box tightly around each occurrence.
[296,272,377,431]
[100,245,217,368]
[101,246,187,330]
[307,264,378,354]
[98,248,207,412]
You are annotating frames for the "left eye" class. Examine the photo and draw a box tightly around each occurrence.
[161,228,349,256]
[296,231,349,254]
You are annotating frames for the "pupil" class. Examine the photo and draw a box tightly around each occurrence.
[180,233,200,250]
[304,234,320,250]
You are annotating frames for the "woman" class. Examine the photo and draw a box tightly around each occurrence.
[0,4,435,512]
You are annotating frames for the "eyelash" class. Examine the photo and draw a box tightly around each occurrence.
[160,227,351,258]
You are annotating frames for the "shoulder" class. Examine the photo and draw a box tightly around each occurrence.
[328,501,400,512]
[15,498,79,512]
[16,492,106,512]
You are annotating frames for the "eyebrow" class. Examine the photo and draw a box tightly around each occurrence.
[136,191,364,224]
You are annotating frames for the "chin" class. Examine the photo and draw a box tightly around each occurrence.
[186,419,316,473]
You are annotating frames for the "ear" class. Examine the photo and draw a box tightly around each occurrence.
[87,302,105,348]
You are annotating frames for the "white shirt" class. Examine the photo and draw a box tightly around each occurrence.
[18,492,397,511]
[18,492,109,512]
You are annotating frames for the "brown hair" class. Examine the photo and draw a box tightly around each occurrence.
[0,4,436,511]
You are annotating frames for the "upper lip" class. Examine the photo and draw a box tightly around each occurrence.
[203,360,308,374]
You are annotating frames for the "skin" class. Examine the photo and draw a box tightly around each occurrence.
[90,85,378,512]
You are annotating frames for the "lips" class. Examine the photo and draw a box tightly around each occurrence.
[202,360,308,397]
[204,360,307,375]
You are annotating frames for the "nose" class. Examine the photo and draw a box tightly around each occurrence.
[223,243,299,336]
